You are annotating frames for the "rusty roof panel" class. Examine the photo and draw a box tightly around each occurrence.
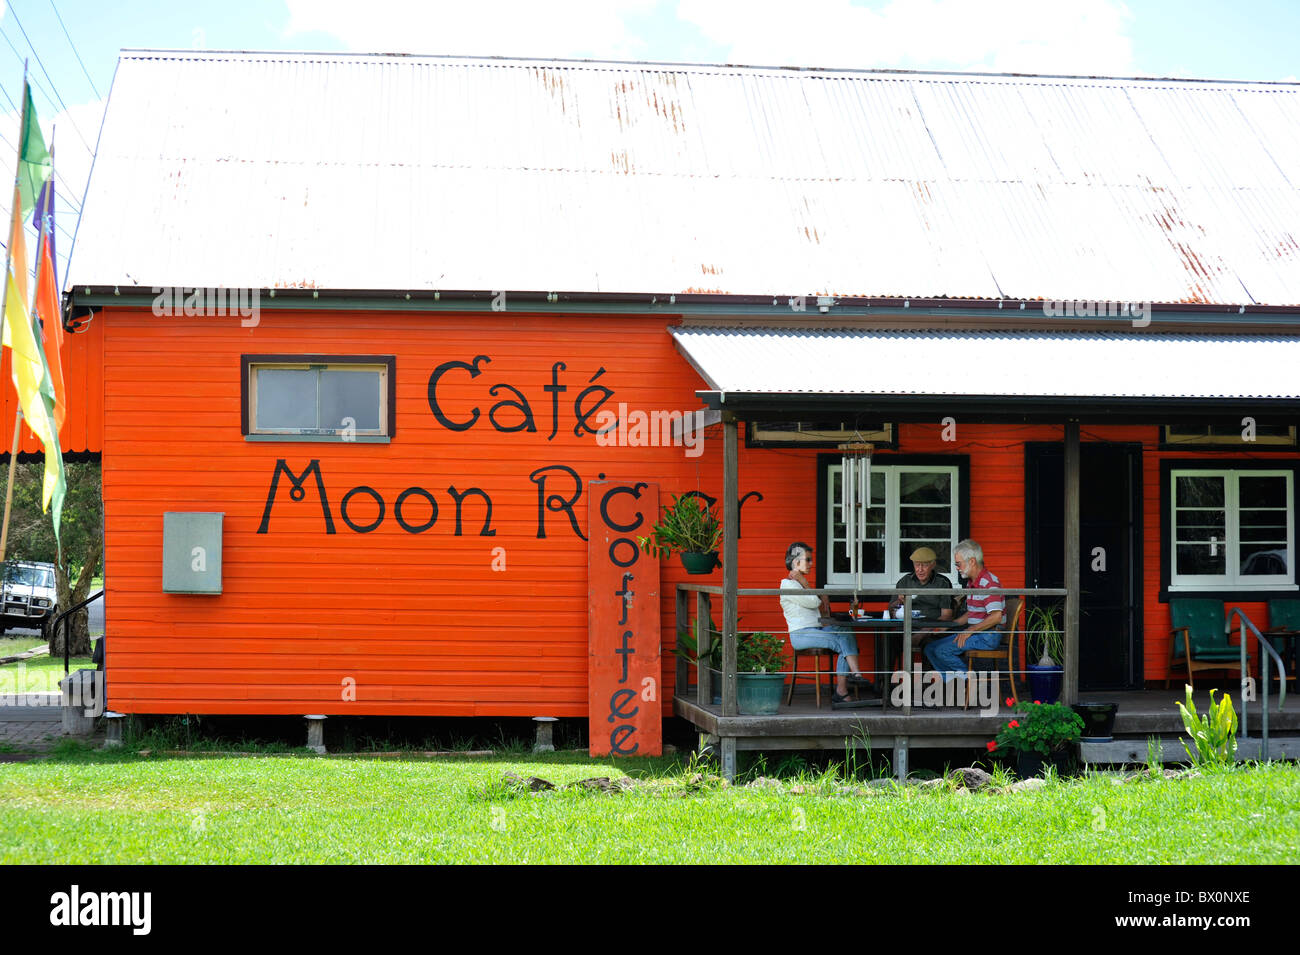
[70,52,1300,306]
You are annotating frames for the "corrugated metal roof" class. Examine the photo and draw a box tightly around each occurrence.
[70,51,1300,305]
[670,327,1300,399]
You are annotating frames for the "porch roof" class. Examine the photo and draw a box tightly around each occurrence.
[670,326,1300,419]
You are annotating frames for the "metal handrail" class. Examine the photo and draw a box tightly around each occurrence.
[50,590,104,675]
[1226,606,1287,756]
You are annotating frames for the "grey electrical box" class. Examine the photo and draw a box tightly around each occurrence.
[162,512,223,594]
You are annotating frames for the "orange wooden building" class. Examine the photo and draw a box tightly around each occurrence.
[64,52,1300,744]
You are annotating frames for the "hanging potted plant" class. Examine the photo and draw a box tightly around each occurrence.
[989,698,1083,778]
[1024,603,1064,704]
[736,630,787,716]
[637,493,722,574]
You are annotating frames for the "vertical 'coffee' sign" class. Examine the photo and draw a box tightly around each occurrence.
[587,480,661,757]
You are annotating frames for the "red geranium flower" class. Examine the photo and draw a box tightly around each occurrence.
[1033,700,1042,705]
[1009,719,1020,728]
[985,740,997,752]
[1005,697,1014,707]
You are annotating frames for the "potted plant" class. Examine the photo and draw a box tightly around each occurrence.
[637,493,722,574]
[1024,603,1064,704]
[989,698,1084,778]
[674,616,723,704]
[736,630,787,715]
[1072,701,1120,742]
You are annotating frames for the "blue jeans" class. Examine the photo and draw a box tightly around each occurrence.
[925,629,1001,680]
[789,626,859,674]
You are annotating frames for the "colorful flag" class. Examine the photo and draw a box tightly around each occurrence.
[34,210,65,438]
[31,179,55,287]
[17,83,50,218]
[3,269,62,533]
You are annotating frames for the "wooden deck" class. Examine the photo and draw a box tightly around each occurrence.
[674,684,1300,758]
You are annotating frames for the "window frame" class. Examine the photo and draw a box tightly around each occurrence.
[1160,459,1299,599]
[1159,423,1296,450]
[241,354,396,442]
[815,454,970,590]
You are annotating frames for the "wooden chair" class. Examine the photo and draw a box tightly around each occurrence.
[786,647,837,707]
[964,596,1023,707]
[1167,598,1241,691]
[1266,599,1300,684]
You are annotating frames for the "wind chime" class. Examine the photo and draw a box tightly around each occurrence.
[839,440,873,614]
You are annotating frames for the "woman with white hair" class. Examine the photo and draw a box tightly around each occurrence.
[780,541,866,707]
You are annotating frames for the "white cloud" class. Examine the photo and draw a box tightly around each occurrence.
[283,0,661,60]
[677,0,1136,75]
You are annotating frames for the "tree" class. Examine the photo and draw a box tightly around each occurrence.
[3,458,103,656]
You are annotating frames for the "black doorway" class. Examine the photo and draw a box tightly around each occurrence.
[1026,442,1143,690]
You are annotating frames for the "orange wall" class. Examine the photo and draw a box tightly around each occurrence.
[0,315,102,456]
[101,309,1296,714]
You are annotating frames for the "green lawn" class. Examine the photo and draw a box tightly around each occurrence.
[0,655,94,694]
[0,747,1296,863]
[0,636,46,658]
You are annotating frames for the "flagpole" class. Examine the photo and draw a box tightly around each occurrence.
[0,62,30,563]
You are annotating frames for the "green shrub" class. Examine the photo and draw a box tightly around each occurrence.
[1175,685,1238,766]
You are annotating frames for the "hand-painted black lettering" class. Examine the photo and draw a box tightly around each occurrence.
[258,459,335,534]
[543,361,566,441]
[599,482,648,533]
[427,355,489,431]
[394,486,438,533]
[487,383,538,433]
[615,630,635,682]
[609,724,638,755]
[573,367,617,437]
[607,687,639,722]
[738,490,764,539]
[615,572,634,625]
[528,464,586,540]
[340,485,386,533]
[447,486,496,536]
[609,537,639,568]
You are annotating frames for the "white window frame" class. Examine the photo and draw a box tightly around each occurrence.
[825,463,960,588]
[1169,468,1296,592]
[244,356,393,443]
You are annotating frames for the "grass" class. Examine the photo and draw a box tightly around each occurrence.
[0,655,95,694]
[0,743,1296,863]
[0,635,47,658]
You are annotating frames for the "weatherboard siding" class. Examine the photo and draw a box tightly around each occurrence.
[99,309,1294,714]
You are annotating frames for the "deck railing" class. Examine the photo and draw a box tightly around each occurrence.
[675,583,1069,716]
[1226,607,1288,753]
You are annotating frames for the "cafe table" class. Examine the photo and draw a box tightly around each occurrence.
[818,612,964,693]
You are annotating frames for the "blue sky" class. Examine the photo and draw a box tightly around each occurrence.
[1,0,1296,278]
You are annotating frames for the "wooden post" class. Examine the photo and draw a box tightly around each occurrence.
[721,412,739,717]
[1063,419,1081,706]
[675,585,690,700]
[696,591,712,707]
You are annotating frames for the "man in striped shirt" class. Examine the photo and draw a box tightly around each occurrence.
[924,539,1003,681]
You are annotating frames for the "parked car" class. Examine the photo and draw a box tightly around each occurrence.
[0,560,57,635]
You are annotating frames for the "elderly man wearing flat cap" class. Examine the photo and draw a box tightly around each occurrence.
[889,546,956,622]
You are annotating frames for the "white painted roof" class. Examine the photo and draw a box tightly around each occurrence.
[671,327,1300,399]
[70,51,1300,306]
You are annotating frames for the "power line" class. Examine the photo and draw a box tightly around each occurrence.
[48,0,100,100]
[4,3,95,157]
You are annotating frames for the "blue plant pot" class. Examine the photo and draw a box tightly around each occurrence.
[1026,664,1062,704]
[736,673,786,715]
